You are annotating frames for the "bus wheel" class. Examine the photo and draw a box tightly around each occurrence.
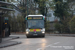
[27,36,30,38]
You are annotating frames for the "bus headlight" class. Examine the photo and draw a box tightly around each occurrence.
[42,31,45,34]
[41,28,45,34]
[26,31,29,34]
[26,29,30,34]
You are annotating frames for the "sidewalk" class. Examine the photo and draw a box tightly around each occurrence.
[46,34,75,37]
[0,35,21,48]
[2,36,19,41]
[11,33,75,37]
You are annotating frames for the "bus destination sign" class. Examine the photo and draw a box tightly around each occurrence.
[27,17,43,20]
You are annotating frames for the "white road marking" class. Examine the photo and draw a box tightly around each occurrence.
[49,46,74,49]
[36,42,60,50]
[63,46,74,49]
[37,44,53,50]
[54,42,60,45]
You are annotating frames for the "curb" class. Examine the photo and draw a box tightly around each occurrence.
[46,34,75,37]
[0,42,21,48]
[2,36,20,41]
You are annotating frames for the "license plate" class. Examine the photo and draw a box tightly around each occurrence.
[33,34,38,36]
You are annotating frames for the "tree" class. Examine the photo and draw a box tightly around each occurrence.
[54,0,70,20]
[45,21,50,32]
[49,0,72,33]
[49,0,75,33]
[34,0,49,32]
[54,23,61,33]
[19,0,36,16]
[34,0,48,15]
[69,16,75,33]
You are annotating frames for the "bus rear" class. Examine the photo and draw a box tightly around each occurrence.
[25,15,45,38]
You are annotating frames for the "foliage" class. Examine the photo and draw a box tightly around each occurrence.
[49,0,73,20]
[19,0,36,16]
[54,23,61,33]
[45,20,50,31]
[69,16,75,33]
[3,11,25,32]
[34,0,48,15]
[49,0,73,33]
[0,0,5,1]
[53,0,70,20]
[68,0,75,2]
[16,14,25,32]
[34,0,50,31]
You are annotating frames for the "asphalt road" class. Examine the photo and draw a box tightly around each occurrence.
[0,34,75,50]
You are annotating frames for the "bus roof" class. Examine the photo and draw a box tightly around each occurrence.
[27,15,43,17]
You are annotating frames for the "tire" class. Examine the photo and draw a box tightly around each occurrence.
[27,36,30,38]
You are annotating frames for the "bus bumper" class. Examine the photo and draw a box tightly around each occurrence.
[26,32,45,37]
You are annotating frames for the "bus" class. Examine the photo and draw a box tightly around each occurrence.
[25,15,45,38]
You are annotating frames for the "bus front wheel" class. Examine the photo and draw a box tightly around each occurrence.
[27,36,30,38]
[42,35,45,38]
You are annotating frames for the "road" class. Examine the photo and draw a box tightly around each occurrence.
[0,34,75,50]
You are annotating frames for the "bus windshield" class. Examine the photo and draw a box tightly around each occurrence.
[27,20,44,29]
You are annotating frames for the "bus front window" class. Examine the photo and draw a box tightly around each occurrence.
[27,20,44,29]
